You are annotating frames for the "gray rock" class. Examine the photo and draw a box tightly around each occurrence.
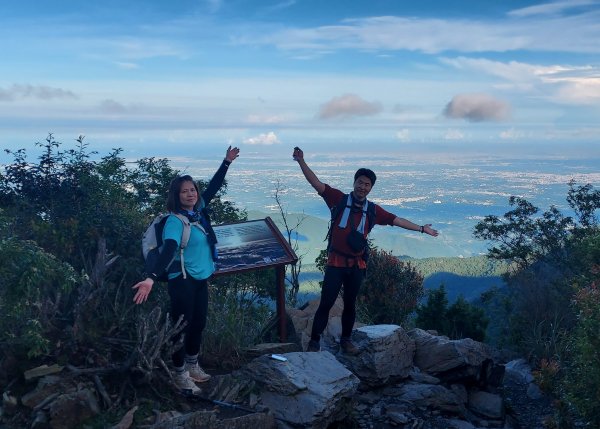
[468,390,504,420]
[48,388,100,429]
[526,382,544,400]
[390,382,466,414]
[242,351,359,428]
[445,418,477,429]
[336,325,415,386]
[409,329,494,382]
[504,359,534,385]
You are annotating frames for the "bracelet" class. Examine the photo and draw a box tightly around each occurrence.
[419,226,424,234]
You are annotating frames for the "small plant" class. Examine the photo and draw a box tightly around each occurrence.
[533,358,561,393]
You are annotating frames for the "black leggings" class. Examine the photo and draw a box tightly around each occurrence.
[168,275,209,367]
[311,266,365,341]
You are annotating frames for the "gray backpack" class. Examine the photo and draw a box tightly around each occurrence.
[142,213,193,281]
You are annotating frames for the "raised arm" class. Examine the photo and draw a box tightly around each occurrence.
[393,217,439,237]
[202,146,240,204]
[292,147,325,194]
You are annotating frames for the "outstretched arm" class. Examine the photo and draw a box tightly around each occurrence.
[202,146,240,204]
[393,217,439,237]
[132,239,178,304]
[293,147,325,194]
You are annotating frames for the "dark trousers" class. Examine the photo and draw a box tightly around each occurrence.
[311,266,365,341]
[168,275,209,367]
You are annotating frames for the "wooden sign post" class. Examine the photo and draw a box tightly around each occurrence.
[211,217,298,341]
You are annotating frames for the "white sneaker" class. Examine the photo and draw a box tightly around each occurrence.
[185,362,211,383]
[173,371,201,394]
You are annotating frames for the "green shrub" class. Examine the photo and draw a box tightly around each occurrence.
[416,285,489,341]
[358,248,424,326]
[0,238,78,358]
[563,262,600,426]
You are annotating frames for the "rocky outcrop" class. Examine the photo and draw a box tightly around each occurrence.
[210,351,360,429]
[336,324,415,386]
[7,301,551,429]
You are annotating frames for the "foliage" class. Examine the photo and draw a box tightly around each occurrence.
[416,285,489,341]
[0,238,78,357]
[0,134,178,275]
[474,181,600,427]
[473,182,600,357]
[562,239,600,426]
[0,135,269,411]
[409,255,510,279]
[359,248,424,325]
[315,246,424,326]
[415,285,449,333]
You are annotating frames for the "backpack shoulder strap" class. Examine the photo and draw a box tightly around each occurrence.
[170,213,192,279]
[326,194,351,242]
[171,213,192,249]
[365,201,376,234]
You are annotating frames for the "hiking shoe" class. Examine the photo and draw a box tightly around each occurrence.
[340,338,360,356]
[306,339,320,352]
[185,362,211,383]
[174,371,201,394]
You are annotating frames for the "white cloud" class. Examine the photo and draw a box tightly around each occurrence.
[318,94,382,120]
[243,131,281,145]
[0,84,77,102]
[242,8,600,54]
[443,93,511,122]
[508,0,597,18]
[245,114,286,124]
[115,62,139,70]
[444,129,465,140]
[442,57,600,106]
[396,129,410,142]
[499,128,524,140]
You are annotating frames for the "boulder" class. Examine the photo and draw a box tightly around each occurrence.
[504,358,534,384]
[468,390,504,420]
[150,409,277,429]
[409,329,497,384]
[387,382,467,414]
[289,297,363,352]
[242,351,360,428]
[48,388,100,429]
[336,325,415,386]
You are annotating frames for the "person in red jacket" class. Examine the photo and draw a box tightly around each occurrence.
[293,147,439,354]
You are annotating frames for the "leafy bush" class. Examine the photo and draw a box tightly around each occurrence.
[562,234,600,426]
[416,285,488,341]
[474,182,600,359]
[315,246,424,326]
[358,248,424,326]
[0,238,78,357]
[0,135,266,371]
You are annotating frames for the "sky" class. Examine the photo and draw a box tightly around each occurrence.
[1,0,600,158]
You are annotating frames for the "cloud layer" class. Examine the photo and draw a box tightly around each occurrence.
[0,84,77,102]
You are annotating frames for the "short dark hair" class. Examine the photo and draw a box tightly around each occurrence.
[166,175,200,212]
[354,168,376,186]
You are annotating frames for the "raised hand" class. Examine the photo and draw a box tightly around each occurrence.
[293,146,304,161]
[225,146,240,163]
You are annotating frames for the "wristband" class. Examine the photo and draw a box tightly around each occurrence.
[223,159,231,167]
[419,226,424,234]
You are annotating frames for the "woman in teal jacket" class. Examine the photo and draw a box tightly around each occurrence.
[132,146,239,394]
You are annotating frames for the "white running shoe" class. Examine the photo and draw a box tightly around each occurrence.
[173,371,201,394]
[185,362,211,383]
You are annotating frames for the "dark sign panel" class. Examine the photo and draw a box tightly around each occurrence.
[213,217,298,275]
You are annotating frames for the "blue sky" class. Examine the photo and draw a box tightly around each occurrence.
[1,0,599,157]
